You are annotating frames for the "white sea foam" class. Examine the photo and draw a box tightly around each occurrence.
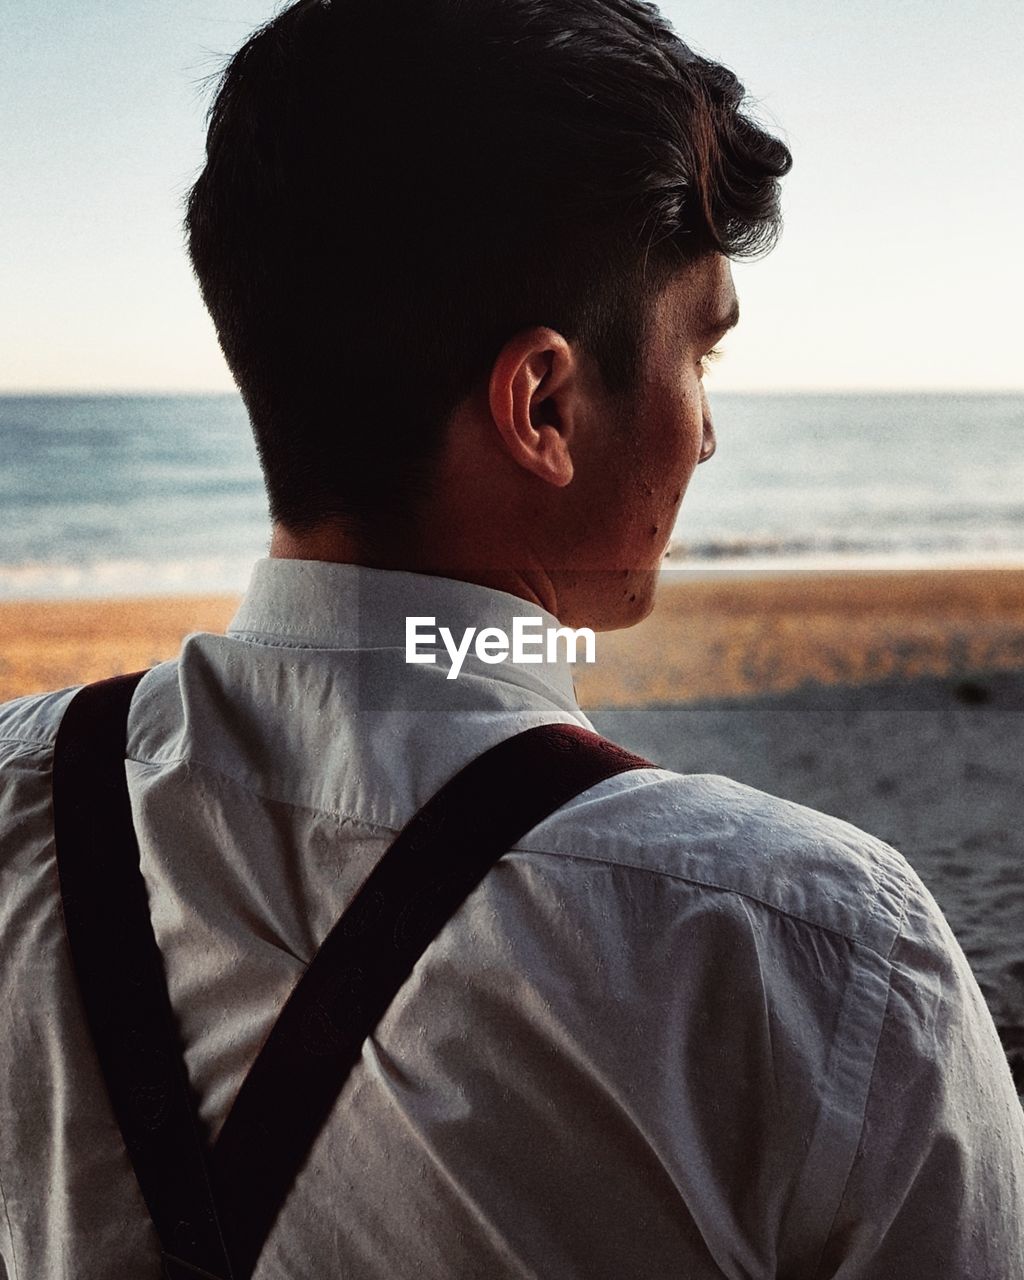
[0,557,257,600]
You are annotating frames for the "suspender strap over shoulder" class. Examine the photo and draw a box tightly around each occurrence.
[51,673,657,1279]
[52,672,236,1280]
[210,718,656,1275]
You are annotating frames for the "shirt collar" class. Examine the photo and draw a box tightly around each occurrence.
[227,557,589,717]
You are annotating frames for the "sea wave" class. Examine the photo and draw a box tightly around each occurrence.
[666,528,1024,565]
[4,544,1024,601]
[0,557,257,600]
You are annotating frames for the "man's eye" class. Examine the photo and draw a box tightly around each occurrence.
[699,347,723,376]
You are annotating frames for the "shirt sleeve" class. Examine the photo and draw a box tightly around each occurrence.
[812,867,1024,1278]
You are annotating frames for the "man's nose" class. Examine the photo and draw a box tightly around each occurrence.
[698,417,716,463]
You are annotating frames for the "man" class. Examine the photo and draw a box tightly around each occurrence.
[1,0,1022,1275]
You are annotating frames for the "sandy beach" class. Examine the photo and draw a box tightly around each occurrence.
[2,567,1022,1092]
[5,568,1024,706]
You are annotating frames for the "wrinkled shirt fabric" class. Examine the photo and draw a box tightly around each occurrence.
[1,557,1022,1280]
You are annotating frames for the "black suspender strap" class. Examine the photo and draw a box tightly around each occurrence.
[209,717,656,1276]
[52,672,235,1280]
[51,672,657,1278]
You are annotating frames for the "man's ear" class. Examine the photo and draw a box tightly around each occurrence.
[487,327,577,488]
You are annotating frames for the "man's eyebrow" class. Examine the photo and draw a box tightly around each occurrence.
[703,298,740,338]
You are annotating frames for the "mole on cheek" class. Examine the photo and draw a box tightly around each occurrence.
[649,524,659,537]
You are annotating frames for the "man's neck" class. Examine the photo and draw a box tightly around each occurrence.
[268,522,559,618]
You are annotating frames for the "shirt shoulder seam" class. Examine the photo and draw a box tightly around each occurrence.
[0,734,57,752]
[126,756,911,963]
[513,843,906,966]
[806,959,897,1275]
[128,754,405,839]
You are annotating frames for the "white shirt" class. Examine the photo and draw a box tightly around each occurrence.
[1,557,1022,1280]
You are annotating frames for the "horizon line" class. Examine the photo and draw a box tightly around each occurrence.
[3,386,1024,398]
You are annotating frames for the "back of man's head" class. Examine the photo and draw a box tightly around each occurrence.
[185,0,791,541]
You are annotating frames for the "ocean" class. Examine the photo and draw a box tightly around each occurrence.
[1,391,1022,599]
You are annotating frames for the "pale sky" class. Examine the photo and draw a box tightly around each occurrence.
[2,0,1022,392]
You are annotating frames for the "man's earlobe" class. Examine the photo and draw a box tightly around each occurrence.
[532,426,574,487]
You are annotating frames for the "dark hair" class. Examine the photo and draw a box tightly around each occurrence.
[185,0,792,534]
